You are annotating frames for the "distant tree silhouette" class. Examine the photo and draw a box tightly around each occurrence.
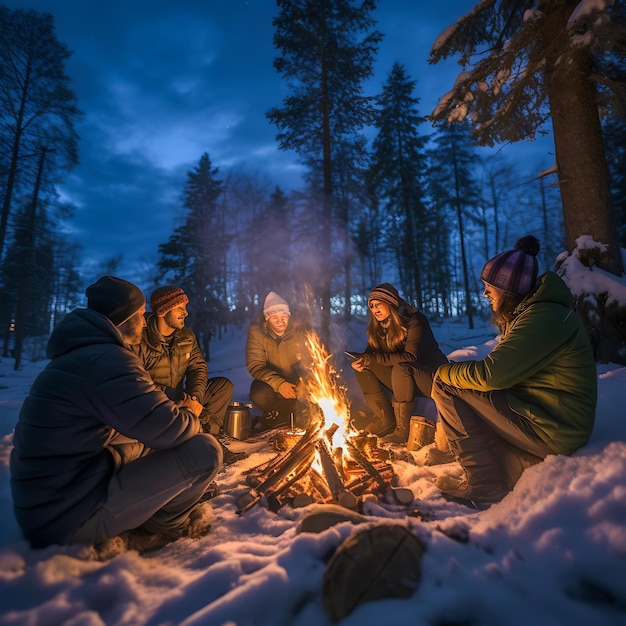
[0,7,80,261]
[428,122,483,328]
[370,62,430,306]
[157,153,230,358]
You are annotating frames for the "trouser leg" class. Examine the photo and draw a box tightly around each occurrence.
[249,379,295,424]
[399,361,442,398]
[354,362,391,396]
[391,363,416,403]
[432,380,552,503]
[66,433,222,545]
[204,376,234,423]
[354,363,397,436]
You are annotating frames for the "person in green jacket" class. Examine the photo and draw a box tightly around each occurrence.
[433,236,597,508]
[246,291,311,429]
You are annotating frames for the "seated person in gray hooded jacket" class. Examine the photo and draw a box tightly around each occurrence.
[10,276,222,550]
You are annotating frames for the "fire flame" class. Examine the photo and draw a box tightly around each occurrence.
[304,331,352,450]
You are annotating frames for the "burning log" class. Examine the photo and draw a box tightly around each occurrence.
[345,440,387,490]
[237,417,324,514]
[235,333,411,515]
[346,439,413,504]
[317,438,358,510]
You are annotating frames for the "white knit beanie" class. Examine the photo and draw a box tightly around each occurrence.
[263,291,290,320]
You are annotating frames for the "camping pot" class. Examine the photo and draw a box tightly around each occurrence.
[407,416,436,452]
[224,402,252,441]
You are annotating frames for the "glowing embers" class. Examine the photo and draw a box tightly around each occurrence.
[236,333,406,514]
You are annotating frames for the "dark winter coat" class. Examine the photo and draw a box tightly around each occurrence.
[246,317,310,392]
[131,313,208,401]
[366,301,448,369]
[436,272,597,455]
[10,308,201,548]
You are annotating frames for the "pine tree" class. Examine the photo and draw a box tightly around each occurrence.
[243,185,295,313]
[267,0,382,338]
[371,62,431,306]
[156,153,229,358]
[429,0,625,276]
[428,122,483,328]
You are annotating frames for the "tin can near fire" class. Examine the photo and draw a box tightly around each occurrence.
[407,416,436,451]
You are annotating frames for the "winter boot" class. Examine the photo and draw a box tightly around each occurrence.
[381,401,414,444]
[423,421,456,465]
[436,436,510,508]
[199,408,222,436]
[362,392,395,437]
[435,471,501,510]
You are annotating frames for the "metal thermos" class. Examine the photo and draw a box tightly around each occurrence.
[223,402,252,440]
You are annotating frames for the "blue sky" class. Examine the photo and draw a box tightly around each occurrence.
[5,0,555,285]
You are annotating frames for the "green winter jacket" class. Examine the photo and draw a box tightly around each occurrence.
[436,272,597,455]
[131,313,208,401]
[246,318,310,392]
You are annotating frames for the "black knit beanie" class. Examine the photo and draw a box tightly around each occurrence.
[368,283,400,309]
[480,236,540,297]
[86,276,146,326]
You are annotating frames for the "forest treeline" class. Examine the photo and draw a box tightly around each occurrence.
[1,2,625,366]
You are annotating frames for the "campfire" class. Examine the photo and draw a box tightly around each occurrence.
[236,333,414,515]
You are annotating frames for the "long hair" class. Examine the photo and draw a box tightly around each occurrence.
[366,306,407,353]
[492,292,524,333]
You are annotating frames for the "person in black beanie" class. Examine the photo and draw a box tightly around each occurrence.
[10,276,222,553]
[432,236,597,509]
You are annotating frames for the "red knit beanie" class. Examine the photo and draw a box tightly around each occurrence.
[150,286,189,316]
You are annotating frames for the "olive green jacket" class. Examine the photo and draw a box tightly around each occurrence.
[131,313,208,401]
[436,272,597,455]
[246,318,310,392]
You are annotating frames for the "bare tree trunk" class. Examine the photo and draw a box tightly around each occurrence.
[14,147,47,370]
[543,8,623,276]
[320,35,332,344]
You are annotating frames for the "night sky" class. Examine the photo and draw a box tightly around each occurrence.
[5,0,555,286]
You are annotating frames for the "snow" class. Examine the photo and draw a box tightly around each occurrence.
[558,236,626,307]
[1,313,626,625]
[568,0,615,27]
[430,22,458,55]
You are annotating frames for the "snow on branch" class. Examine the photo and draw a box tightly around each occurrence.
[431,23,458,55]
[568,0,615,28]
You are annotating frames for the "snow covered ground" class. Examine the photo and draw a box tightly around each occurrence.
[0,316,625,626]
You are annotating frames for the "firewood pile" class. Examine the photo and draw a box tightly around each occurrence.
[235,406,412,515]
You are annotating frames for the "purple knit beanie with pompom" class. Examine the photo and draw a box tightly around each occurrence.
[480,236,540,297]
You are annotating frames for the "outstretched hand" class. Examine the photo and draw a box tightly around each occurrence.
[278,381,297,399]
